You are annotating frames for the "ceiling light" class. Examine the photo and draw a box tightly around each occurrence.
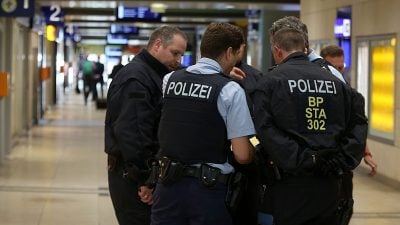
[151,3,167,13]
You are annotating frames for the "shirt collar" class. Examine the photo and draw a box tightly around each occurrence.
[186,58,224,74]
[307,48,322,62]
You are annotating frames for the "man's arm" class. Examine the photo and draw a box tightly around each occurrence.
[231,137,254,164]
[253,79,317,173]
[113,79,158,171]
[335,89,368,170]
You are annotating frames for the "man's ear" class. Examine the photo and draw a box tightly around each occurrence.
[276,47,283,59]
[225,47,233,59]
[153,38,162,51]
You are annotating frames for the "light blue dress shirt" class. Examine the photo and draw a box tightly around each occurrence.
[163,58,255,173]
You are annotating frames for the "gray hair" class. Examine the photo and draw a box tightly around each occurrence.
[147,26,187,48]
[269,16,309,47]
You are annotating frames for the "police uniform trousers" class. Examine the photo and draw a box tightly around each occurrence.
[151,177,232,225]
[338,171,354,225]
[261,175,339,225]
[108,167,151,225]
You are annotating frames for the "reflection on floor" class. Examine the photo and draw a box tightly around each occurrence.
[0,91,399,225]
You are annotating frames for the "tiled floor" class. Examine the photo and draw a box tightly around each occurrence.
[0,90,399,225]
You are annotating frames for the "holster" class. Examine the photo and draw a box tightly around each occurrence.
[225,171,247,214]
[158,157,184,185]
[200,164,221,187]
[255,146,281,184]
[144,159,159,188]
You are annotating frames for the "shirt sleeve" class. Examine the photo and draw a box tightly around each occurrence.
[336,88,368,170]
[328,65,346,83]
[218,81,255,139]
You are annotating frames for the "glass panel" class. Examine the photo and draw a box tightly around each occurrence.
[356,41,369,114]
[369,38,395,140]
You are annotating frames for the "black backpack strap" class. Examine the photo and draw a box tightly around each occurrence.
[311,58,332,72]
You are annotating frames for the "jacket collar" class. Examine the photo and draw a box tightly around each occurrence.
[137,49,170,78]
[281,51,308,64]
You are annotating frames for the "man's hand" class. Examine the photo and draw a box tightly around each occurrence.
[364,147,377,176]
[229,67,246,81]
[138,185,154,205]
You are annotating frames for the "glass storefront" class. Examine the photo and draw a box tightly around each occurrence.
[356,35,396,141]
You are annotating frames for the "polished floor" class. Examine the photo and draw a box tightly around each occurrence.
[0,90,399,225]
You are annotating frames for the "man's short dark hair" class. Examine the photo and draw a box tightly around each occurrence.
[271,28,305,52]
[320,45,344,58]
[200,22,245,59]
[147,26,187,48]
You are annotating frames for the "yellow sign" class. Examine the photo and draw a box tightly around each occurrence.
[46,25,57,41]
[370,45,394,134]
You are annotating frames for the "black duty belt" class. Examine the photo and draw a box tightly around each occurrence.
[158,157,231,186]
[182,165,230,185]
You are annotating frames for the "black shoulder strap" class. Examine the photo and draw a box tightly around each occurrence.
[311,58,332,72]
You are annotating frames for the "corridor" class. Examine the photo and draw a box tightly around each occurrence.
[0,90,399,225]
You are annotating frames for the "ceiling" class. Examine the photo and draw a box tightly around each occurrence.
[35,0,300,45]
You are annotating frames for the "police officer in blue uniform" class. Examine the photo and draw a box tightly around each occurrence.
[105,26,187,225]
[151,22,255,225]
[253,28,368,225]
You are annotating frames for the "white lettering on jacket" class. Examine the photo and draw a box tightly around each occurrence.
[288,79,336,94]
[166,81,212,99]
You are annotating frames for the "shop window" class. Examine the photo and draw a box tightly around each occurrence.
[356,35,396,141]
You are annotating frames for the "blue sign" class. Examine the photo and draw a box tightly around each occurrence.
[105,45,123,57]
[107,34,128,45]
[0,0,34,17]
[41,5,64,26]
[116,6,161,22]
[64,24,77,39]
[334,18,351,38]
[111,24,139,35]
[245,9,260,18]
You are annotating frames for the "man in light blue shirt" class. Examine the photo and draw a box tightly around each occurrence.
[152,22,255,225]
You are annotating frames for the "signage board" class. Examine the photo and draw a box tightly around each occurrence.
[116,6,161,22]
[0,0,34,17]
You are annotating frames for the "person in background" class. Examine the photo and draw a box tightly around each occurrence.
[321,44,378,225]
[93,55,105,99]
[105,26,187,225]
[253,27,367,225]
[320,44,377,175]
[151,22,255,225]
[320,45,345,74]
[109,56,124,80]
[82,55,95,105]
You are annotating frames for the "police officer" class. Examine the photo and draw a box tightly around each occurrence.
[151,22,255,225]
[253,28,368,225]
[105,26,187,225]
[230,60,264,225]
